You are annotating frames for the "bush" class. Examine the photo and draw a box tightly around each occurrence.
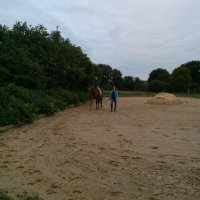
[0,190,12,200]
[46,88,70,106]
[0,193,12,200]
[77,91,89,102]
[47,88,88,105]
[33,91,58,115]
[4,84,36,103]
[0,91,37,126]
[0,190,43,200]
[0,85,88,126]
[66,91,79,105]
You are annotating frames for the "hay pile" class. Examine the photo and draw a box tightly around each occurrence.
[147,93,182,105]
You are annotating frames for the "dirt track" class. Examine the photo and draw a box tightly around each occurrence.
[0,97,200,200]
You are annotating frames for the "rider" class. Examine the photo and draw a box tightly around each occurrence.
[92,76,102,95]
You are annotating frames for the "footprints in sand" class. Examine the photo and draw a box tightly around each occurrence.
[109,191,123,196]
[23,168,44,186]
[72,190,82,194]
[151,146,159,150]
[121,154,142,161]
[123,138,132,144]
[108,160,120,167]
[69,176,87,182]
[0,165,9,169]
[51,182,61,189]
[26,169,42,175]
[0,98,199,200]
[35,180,62,195]
[118,134,134,149]
[0,141,6,147]
[46,189,57,194]
[16,165,24,169]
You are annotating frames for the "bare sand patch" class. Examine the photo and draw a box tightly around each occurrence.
[0,97,200,200]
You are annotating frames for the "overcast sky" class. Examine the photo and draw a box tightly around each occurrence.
[1,0,200,80]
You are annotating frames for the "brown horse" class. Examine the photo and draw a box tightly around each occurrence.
[89,86,103,110]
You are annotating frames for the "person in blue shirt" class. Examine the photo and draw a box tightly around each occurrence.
[109,85,118,112]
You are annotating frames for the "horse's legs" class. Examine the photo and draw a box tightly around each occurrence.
[96,99,99,109]
[90,99,93,110]
[90,98,100,110]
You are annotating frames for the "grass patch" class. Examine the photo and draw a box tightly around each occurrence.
[17,193,42,200]
[175,93,200,98]
[0,190,42,200]
[104,91,154,97]
[104,90,200,98]
[0,191,11,200]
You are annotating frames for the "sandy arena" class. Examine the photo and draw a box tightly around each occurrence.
[0,97,200,200]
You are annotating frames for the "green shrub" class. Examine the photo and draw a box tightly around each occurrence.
[46,88,70,106]
[0,193,12,200]
[0,190,12,200]
[21,194,42,200]
[23,197,41,200]
[0,190,43,200]
[77,91,89,102]
[47,88,82,105]
[67,92,79,105]
[0,92,37,126]
[4,84,36,103]
[0,85,88,126]
[33,91,57,115]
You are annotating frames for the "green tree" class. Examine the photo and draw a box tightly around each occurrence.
[148,68,170,82]
[148,68,170,92]
[98,64,112,88]
[180,61,200,84]
[123,76,135,91]
[149,80,168,92]
[0,22,94,91]
[134,77,147,91]
[179,61,200,92]
[170,67,192,93]
[112,69,123,89]
[0,66,11,86]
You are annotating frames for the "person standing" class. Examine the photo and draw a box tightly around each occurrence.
[109,85,118,112]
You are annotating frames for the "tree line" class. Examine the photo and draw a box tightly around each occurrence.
[1,22,200,93]
[147,61,200,93]
[0,22,143,91]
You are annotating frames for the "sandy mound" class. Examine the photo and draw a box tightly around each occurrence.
[147,92,182,105]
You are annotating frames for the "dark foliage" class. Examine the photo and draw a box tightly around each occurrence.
[0,84,87,126]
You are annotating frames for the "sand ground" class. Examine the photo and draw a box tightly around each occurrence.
[0,97,200,200]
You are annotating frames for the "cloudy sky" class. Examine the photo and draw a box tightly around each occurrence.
[1,0,200,79]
